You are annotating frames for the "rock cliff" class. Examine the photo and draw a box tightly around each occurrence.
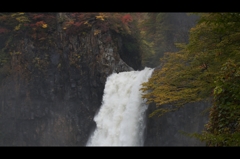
[0,13,209,146]
[0,13,141,146]
[144,101,210,146]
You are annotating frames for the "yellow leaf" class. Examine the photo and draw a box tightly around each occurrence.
[16,16,30,23]
[94,29,101,35]
[14,24,21,31]
[95,15,105,21]
[42,24,48,28]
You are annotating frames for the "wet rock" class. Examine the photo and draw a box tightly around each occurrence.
[0,15,142,146]
[144,101,210,146]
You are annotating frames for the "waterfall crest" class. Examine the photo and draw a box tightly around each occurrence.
[87,67,154,146]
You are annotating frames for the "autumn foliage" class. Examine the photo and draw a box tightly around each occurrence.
[121,14,133,24]
[62,12,136,35]
[141,13,240,146]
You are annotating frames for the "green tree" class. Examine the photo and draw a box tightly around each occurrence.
[141,13,240,146]
[139,13,198,67]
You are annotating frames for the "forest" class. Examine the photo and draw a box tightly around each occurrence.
[0,12,240,146]
[141,13,240,146]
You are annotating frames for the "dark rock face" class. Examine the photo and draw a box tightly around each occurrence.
[0,13,209,146]
[144,101,210,146]
[0,19,141,146]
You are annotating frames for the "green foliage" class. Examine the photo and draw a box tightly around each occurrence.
[141,13,240,146]
[200,60,240,146]
[182,130,240,146]
[139,13,199,67]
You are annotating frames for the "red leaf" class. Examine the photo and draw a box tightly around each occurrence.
[121,14,133,24]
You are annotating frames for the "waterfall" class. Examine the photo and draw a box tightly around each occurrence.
[86,67,154,146]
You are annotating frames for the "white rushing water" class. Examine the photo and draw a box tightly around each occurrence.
[86,67,154,146]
